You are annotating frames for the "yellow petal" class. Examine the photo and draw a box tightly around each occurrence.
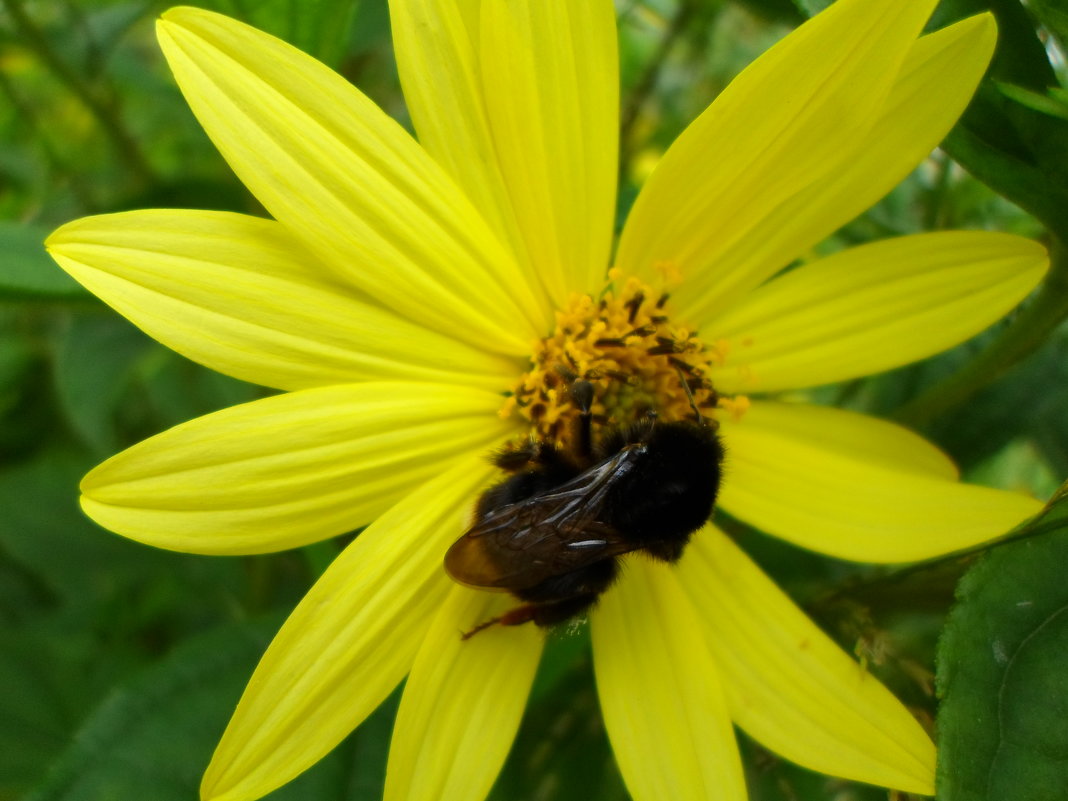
[47,210,520,392]
[388,0,540,304]
[82,383,514,554]
[677,526,936,793]
[722,401,958,478]
[711,232,1049,394]
[679,13,999,327]
[480,0,619,301]
[591,558,747,801]
[201,456,495,801]
[616,0,938,318]
[156,7,548,353]
[717,402,1043,562]
[385,587,543,801]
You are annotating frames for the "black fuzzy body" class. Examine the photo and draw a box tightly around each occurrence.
[445,419,725,633]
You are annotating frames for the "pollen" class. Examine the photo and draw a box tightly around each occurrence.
[501,276,749,450]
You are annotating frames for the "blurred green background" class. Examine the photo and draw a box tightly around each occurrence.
[1,0,1067,799]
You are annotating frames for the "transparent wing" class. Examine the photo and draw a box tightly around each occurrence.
[445,446,645,590]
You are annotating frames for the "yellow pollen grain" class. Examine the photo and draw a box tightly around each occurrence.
[653,259,683,286]
[503,276,750,450]
[719,395,752,421]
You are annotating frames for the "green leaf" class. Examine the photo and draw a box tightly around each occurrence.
[737,730,887,801]
[937,485,1068,801]
[26,617,260,801]
[0,449,145,605]
[135,347,263,430]
[790,0,833,15]
[0,334,55,459]
[933,1,1068,242]
[0,223,87,300]
[491,631,629,801]
[0,449,242,615]
[995,80,1068,121]
[25,616,397,801]
[53,314,156,455]
[1027,0,1068,55]
[932,0,1055,89]
[996,82,1068,122]
[0,625,97,795]
[907,329,1068,474]
[735,0,804,24]
[206,0,361,69]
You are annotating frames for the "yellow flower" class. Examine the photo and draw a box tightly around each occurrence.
[46,1,1048,800]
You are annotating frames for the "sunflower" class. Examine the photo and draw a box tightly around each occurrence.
[46,0,1048,799]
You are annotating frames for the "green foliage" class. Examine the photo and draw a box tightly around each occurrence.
[23,616,400,801]
[0,223,87,299]
[937,486,1068,800]
[23,619,281,801]
[790,0,833,16]
[0,1,1065,800]
[0,447,249,798]
[491,631,630,801]
[1027,0,1068,54]
[932,0,1068,242]
[52,314,156,454]
[204,0,360,69]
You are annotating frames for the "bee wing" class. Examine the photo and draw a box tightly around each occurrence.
[445,447,643,590]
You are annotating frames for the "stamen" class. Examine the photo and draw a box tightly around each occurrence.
[624,291,645,324]
[503,277,749,448]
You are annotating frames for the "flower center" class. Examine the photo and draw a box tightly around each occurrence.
[501,273,749,452]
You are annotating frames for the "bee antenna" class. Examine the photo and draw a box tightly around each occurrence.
[570,379,594,413]
[570,379,595,462]
[674,366,704,424]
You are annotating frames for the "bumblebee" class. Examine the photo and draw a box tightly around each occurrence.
[446,380,724,638]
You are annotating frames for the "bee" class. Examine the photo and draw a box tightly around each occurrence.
[445,379,725,639]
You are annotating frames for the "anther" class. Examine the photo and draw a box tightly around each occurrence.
[646,344,677,356]
[624,292,645,324]
[604,369,637,384]
[669,356,699,375]
[554,364,578,383]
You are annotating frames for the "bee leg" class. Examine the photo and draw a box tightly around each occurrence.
[459,595,601,640]
[521,560,618,626]
[460,562,619,640]
[528,594,600,627]
[459,614,506,641]
[459,604,539,640]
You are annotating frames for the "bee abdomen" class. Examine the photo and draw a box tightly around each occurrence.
[604,420,724,562]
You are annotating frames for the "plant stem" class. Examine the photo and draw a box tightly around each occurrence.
[893,234,1068,427]
[3,0,156,188]
[618,0,701,180]
[0,64,98,210]
[922,150,951,231]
